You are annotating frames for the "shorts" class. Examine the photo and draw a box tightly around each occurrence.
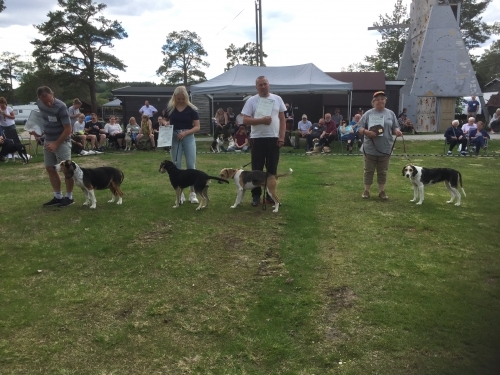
[44,140,71,167]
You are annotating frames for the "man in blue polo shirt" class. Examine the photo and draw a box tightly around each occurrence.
[467,95,480,118]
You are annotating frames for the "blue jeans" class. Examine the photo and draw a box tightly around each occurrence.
[171,132,196,170]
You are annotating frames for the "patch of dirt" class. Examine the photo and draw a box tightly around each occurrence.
[323,286,358,342]
[255,248,285,278]
[128,220,172,248]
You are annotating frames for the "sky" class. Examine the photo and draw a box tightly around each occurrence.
[0,0,498,86]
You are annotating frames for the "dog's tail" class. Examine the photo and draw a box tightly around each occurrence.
[207,176,230,184]
[458,171,466,198]
[275,168,293,179]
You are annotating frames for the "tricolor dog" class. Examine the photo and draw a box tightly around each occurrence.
[218,168,293,213]
[159,160,229,210]
[306,138,322,155]
[210,135,224,153]
[56,160,124,209]
[402,164,466,206]
[124,128,132,151]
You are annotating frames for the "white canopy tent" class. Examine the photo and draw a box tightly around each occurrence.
[191,63,352,95]
[191,63,354,125]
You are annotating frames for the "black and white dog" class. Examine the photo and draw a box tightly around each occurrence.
[159,160,228,210]
[56,160,124,209]
[402,164,466,206]
[1,142,29,164]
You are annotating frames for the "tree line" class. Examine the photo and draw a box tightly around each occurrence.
[0,0,497,112]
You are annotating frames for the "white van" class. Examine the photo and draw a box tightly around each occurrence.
[13,104,39,125]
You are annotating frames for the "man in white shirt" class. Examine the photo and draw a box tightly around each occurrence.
[242,76,286,206]
[139,100,158,124]
[294,114,312,149]
[68,98,82,125]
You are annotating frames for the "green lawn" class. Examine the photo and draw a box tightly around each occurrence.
[1,140,499,374]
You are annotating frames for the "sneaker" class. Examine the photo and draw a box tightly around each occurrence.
[43,197,62,207]
[460,151,467,156]
[378,191,388,200]
[58,197,74,207]
[180,192,186,204]
[362,190,370,199]
[189,192,199,204]
[447,151,452,156]
[251,195,261,206]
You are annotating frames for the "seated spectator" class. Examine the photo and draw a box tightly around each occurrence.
[461,117,477,136]
[228,124,249,152]
[337,120,356,153]
[398,108,418,134]
[214,108,229,140]
[318,113,337,148]
[153,116,163,146]
[469,121,490,156]
[489,108,500,133]
[350,113,362,149]
[126,117,140,147]
[84,113,106,151]
[226,107,238,135]
[294,114,312,149]
[104,116,125,149]
[136,114,155,149]
[72,113,90,150]
[444,119,468,156]
[306,119,326,151]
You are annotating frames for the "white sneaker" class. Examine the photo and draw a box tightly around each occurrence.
[180,192,186,204]
[189,192,199,204]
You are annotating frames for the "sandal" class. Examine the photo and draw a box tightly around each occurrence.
[362,190,370,199]
[378,191,388,200]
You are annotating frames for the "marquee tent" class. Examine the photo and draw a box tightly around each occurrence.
[190,63,353,95]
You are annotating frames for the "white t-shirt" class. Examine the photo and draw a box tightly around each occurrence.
[139,105,157,117]
[104,123,122,134]
[68,105,80,124]
[73,120,86,134]
[241,93,286,138]
[0,106,16,127]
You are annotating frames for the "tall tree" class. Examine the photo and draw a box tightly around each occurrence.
[362,0,409,80]
[460,0,494,50]
[0,52,23,96]
[31,0,127,112]
[473,39,500,88]
[0,0,5,13]
[225,42,267,71]
[157,30,209,86]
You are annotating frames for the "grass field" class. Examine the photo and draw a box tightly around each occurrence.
[1,140,499,374]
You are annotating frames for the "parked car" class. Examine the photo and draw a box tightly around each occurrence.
[13,104,38,125]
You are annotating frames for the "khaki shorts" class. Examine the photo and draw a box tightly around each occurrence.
[363,155,391,185]
[44,140,72,167]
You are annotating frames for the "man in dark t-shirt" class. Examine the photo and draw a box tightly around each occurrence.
[84,113,106,151]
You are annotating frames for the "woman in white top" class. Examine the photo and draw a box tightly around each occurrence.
[0,96,16,133]
[104,116,125,148]
[71,113,89,150]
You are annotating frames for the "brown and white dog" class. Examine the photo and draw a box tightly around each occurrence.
[219,168,293,212]
[56,160,124,209]
[402,164,466,206]
[306,138,322,155]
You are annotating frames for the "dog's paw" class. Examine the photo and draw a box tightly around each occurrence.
[230,205,237,209]
[446,200,454,204]
[455,202,461,206]
[107,199,114,203]
[173,205,179,208]
[83,201,89,206]
[90,205,96,209]
[410,199,416,202]
[416,202,423,205]
[116,201,122,205]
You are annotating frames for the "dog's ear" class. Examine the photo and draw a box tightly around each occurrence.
[402,166,406,176]
[412,167,418,177]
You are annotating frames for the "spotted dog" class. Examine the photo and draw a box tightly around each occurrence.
[219,168,293,213]
[56,160,124,209]
[124,128,133,151]
[402,164,466,206]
